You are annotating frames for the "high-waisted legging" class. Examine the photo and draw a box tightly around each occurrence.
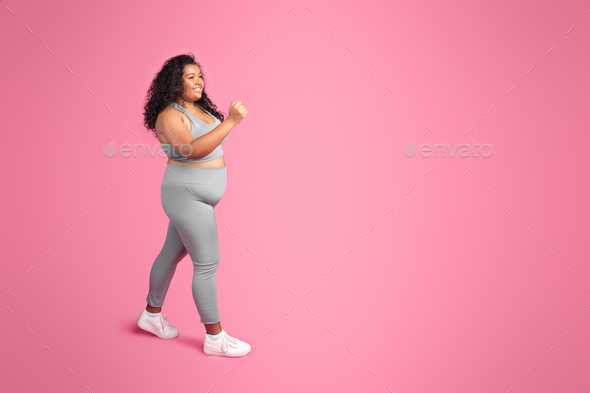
[146,163,227,324]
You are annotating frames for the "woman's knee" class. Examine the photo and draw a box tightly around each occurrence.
[192,255,220,279]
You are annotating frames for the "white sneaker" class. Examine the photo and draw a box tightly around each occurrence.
[137,309,179,339]
[203,330,252,357]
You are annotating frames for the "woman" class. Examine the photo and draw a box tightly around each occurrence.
[137,54,250,357]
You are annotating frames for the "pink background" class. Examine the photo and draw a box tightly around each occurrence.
[2,0,590,392]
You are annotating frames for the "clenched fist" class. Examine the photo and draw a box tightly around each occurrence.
[227,101,248,125]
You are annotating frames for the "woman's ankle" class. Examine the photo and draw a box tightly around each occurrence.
[146,304,161,313]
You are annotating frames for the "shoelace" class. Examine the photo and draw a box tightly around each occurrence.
[221,332,239,352]
[159,314,172,331]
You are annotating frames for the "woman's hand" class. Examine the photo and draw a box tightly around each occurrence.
[227,101,248,125]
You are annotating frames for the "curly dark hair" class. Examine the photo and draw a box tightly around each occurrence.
[143,53,225,136]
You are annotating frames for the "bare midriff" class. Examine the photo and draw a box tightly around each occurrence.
[167,155,225,168]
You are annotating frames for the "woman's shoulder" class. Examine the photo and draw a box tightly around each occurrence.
[155,104,189,143]
[158,103,176,117]
[157,104,186,124]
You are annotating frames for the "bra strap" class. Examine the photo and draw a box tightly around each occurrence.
[169,102,190,116]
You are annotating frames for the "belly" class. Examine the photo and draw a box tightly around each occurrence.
[167,155,225,168]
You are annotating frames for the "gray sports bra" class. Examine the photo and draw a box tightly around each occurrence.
[161,102,228,163]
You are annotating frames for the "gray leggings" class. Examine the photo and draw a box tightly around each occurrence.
[146,163,227,324]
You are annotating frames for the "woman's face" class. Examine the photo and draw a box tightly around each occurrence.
[179,64,203,102]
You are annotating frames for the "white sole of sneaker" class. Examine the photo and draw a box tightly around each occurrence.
[203,346,252,357]
[137,319,178,339]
